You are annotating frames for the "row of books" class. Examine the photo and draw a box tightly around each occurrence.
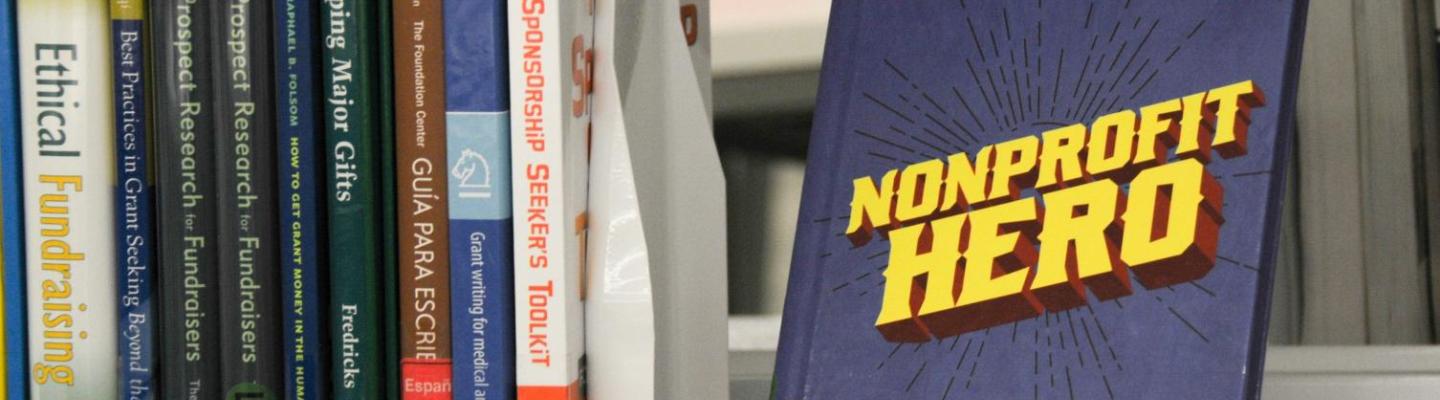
[0,0,728,399]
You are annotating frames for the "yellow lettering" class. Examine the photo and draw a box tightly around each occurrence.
[38,175,82,192]
[1173,92,1213,162]
[1133,98,1182,166]
[1035,124,1087,191]
[942,198,1040,336]
[940,148,992,212]
[894,159,945,223]
[1031,179,1130,310]
[1086,110,1138,178]
[986,136,1038,201]
[1206,80,1266,158]
[845,170,898,246]
[875,216,965,342]
[1121,159,1224,288]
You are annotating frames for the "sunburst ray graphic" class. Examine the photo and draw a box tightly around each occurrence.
[804,1,1286,398]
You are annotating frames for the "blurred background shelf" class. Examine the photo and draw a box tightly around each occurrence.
[712,0,828,318]
[713,0,828,79]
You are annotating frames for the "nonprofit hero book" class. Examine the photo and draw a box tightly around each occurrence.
[774,1,1308,399]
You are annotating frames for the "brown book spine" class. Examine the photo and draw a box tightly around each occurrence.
[393,0,452,397]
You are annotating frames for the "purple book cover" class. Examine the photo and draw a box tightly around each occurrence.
[775,1,1308,399]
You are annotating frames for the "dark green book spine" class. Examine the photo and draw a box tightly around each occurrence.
[213,0,283,398]
[151,1,222,398]
[324,0,386,397]
[377,1,401,398]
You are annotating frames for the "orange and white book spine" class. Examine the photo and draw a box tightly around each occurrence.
[508,0,593,398]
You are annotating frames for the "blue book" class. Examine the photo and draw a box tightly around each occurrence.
[0,0,24,397]
[444,0,514,398]
[275,0,329,398]
[775,2,1308,399]
[111,1,155,398]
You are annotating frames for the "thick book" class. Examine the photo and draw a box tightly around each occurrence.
[444,0,514,398]
[274,0,329,398]
[212,0,283,397]
[0,0,24,397]
[508,0,592,397]
[151,0,223,398]
[323,0,389,397]
[774,2,1309,399]
[394,0,453,397]
[17,0,118,397]
[112,0,157,398]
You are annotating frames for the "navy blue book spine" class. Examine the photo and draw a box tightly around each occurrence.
[0,0,25,397]
[445,0,513,398]
[112,5,156,399]
[275,0,329,399]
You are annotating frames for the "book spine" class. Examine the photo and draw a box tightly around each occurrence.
[393,0,452,398]
[112,0,156,398]
[446,0,514,398]
[323,0,386,397]
[274,0,328,399]
[509,0,592,397]
[0,0,24,397]
[377,1,402,398]
[151,0,222,398]
[213,0,282,397]
[17,0,118,397]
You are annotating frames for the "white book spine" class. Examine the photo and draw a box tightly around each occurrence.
[18,0,117,397]
[509,0,593,397]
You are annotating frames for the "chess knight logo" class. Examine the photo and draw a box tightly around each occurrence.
[451,148,495,200]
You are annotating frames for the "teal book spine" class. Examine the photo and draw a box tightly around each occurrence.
[377,1,401,398]
[323,0,387,397]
